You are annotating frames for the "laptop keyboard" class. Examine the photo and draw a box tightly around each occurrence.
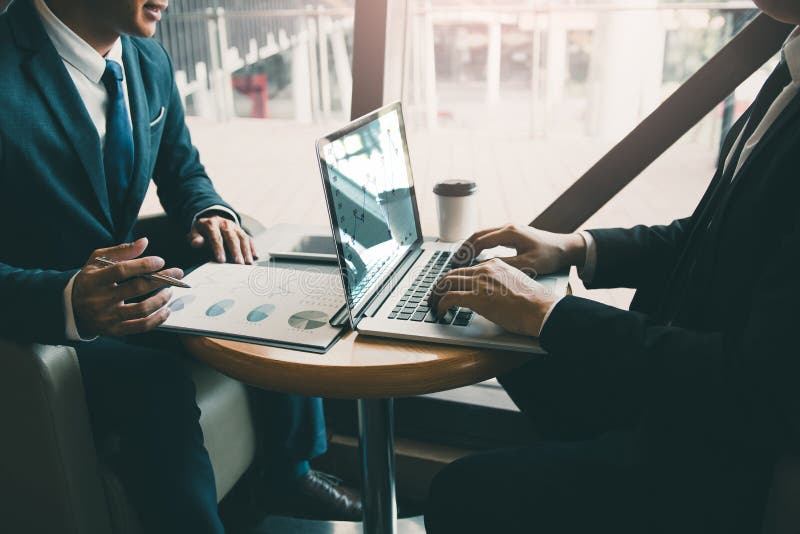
[349,248,404,307]
[387,251,474,327]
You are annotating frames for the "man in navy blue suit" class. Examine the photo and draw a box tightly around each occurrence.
[0,0,360,531]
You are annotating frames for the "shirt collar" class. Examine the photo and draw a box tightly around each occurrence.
[33,0,123,84]
[783,26,800,83]
[106,38,125,72]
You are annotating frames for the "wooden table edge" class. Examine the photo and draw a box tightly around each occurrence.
[183,333,535,399]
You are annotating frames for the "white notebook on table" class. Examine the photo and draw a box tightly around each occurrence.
[159,262,346,353]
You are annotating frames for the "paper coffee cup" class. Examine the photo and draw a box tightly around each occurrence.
[434,179,478,243]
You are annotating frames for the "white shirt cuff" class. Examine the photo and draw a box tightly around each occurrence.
[577,230,597,283]
[192,205,240,228]
[64,273,98,342]
[538,295,565,337]
[538,231,596,337]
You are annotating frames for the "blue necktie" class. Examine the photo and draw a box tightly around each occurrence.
[101,60,134,224]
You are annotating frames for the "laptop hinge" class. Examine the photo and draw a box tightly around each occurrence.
[360,246,424,321]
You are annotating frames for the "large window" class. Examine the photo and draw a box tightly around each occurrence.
[140,0,356,225]
[395,0,773,307]
[141,0,778,311]
[131,0,787,448]
[153,0,354,122]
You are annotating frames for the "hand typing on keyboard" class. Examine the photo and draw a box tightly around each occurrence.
[387,251,475,326]
[428,258,558,337]
[450,224,586,276]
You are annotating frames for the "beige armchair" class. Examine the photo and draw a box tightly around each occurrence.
[0,214,264,533]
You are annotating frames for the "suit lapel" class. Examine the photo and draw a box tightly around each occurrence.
[10,0,114,231]
[725,92,800,195]
[16,49,114,232]
[708,92,800,235]
[119,38,151,233]
[655,110,751,323]
[685,92,800,318]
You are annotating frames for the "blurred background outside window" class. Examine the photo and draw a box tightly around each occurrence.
[137,0,775,307]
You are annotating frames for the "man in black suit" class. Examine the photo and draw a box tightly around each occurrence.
[0,0,359,531]
[426,1,800,532]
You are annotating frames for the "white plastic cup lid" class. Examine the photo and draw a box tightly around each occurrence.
[433,179,478,197]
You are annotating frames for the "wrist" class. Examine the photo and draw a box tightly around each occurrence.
[524,292,558,337]
[559,232,587,269]
[197,210,237,224]
[71,276,96,339]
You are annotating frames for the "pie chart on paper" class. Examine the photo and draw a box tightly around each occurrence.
[288,310,329,330]
[168,295,196,312]
[206,299,235,317]
[247,304,276,323]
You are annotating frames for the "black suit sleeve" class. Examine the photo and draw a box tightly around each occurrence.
[584,218,690,290]
[540,210,800,450]
[151,51,238,232]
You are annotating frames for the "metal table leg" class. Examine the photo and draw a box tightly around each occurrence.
[358,398,397,534]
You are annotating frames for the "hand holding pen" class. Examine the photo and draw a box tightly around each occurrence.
[94,256,190,288]
[70,238,186,338]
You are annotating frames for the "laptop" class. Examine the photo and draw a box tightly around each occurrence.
[315,102,568,353]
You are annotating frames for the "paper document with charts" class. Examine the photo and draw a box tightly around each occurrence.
[159,262,346,353]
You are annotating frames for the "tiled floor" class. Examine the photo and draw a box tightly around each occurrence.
[141,116,718,309]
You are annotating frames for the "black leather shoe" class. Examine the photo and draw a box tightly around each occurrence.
[266,470,363,522]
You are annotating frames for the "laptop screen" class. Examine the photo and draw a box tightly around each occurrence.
[317,103,422,318]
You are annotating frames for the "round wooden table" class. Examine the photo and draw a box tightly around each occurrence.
[184,330,532,534]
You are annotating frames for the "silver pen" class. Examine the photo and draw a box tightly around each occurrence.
[95,256,191,289]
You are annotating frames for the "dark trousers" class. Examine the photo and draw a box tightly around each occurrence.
[425,355,776,534]
[425,430,645,534]
[76,334,327,534]
[425,355,646,534]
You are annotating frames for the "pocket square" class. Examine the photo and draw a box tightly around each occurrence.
[149,106,166,127]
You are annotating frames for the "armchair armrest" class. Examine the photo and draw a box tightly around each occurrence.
[762,453,800,534]
[0,340,111,534]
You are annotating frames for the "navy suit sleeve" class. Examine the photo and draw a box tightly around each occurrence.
[584,218,690,289]
[151,51,238,232]
[0,264,77,344]
[540,210,799,450]
[0,124,75,344]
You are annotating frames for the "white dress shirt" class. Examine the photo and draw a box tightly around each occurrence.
[541,26,800,336]
[34,0,237,341]
[34,0,131,139]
